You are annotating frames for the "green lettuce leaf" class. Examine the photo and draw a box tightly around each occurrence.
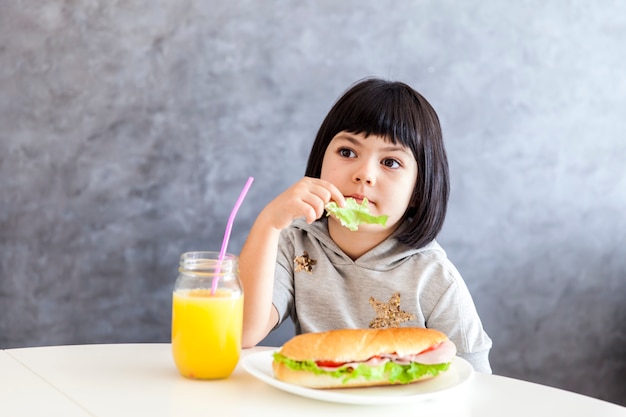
[273,352,451,385]
[325,198,388,231]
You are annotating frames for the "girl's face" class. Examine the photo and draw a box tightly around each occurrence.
[320,131,418,232]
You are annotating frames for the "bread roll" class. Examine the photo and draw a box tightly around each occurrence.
[278,327,448,361]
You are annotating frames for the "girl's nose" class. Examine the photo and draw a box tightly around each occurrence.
[352,162,376,186]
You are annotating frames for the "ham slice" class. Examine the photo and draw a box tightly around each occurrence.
[316,339,457,371]
[387,339,457,365]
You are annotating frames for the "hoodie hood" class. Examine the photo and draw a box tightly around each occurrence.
[289,217,445,272]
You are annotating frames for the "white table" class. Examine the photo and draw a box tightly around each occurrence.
[2,344,624,417]
[0,350,89,416]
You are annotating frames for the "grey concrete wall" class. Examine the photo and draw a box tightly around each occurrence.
[1,0,624,406]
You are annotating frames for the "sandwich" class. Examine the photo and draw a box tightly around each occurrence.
[272,327,457,389]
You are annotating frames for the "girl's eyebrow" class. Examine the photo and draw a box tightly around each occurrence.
[334,134,412,155]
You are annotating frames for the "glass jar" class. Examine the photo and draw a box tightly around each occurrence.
[171,251,244,379]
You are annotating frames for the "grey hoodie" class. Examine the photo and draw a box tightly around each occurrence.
[272,217,493,373]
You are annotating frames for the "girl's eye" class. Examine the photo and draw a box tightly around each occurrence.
[382,158,401,169]
[338,148,356,158]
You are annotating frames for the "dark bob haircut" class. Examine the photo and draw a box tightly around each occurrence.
[305,78,450,249]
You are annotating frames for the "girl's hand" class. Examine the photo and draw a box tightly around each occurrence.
[261,177,345,230]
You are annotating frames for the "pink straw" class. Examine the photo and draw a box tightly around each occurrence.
[212,176,254,294]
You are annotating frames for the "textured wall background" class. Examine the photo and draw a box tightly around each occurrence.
[1,0,625,406]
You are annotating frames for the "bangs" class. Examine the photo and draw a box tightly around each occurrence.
[325,81,431,153]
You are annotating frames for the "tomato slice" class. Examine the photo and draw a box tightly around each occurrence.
[315,360,345,368]
[417,342,441,355]
[316,355,384,368]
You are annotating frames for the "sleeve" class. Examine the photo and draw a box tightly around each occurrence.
[271,230,296,328]
[425,264,493,373]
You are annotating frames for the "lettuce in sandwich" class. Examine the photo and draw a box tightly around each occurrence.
[273,352,450,385]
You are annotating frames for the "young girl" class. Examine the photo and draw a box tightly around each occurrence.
[239,78,493,373]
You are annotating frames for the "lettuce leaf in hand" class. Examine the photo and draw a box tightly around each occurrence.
[325,198,388,231]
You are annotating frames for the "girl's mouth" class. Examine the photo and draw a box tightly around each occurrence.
[346,195,370,205]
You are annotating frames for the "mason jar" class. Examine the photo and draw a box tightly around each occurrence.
[171,251,244,379]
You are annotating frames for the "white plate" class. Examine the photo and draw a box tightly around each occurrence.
[241,350,474,405]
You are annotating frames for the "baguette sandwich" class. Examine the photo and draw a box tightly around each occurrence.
[272,327,457,389]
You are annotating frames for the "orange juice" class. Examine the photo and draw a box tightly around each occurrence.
[171,288,243,379]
